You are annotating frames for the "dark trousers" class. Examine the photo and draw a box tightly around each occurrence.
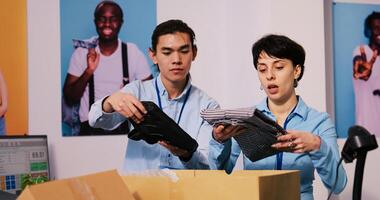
[79,121,129,136]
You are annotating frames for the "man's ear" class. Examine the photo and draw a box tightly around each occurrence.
[148,48,158,64]
[192,45,198,61]
[294,64,301,79]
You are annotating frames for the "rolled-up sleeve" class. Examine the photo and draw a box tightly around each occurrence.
[88,95,126,130]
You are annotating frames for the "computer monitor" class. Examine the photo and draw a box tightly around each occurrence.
[0,135,50,194]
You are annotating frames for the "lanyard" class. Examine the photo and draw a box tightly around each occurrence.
[155,78,192,124]
[276,153,283,170]
[276,121,287,170]
[276,119,289,170]
[275,103,298,170]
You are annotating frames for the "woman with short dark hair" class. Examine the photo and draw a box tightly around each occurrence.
[209,34,347,200]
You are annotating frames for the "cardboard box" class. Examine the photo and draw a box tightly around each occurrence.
[123,170,300,200]
[18,169,299,200]
[18,170,135,200]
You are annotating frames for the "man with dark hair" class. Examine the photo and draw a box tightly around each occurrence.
[88,19,219,171]
[63,1,152,136]
[352,11,380,136]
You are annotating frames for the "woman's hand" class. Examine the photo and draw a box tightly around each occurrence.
[271,130,321,153]
[212,124,246,143]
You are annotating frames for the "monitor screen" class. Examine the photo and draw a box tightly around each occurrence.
[0,135,50,194]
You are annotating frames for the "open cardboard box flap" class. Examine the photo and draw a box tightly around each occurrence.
[18,170,135,200]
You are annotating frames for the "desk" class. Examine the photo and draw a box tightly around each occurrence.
[0,190,18,200]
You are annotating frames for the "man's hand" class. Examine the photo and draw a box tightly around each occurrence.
[159,141,192,161]
[212,124,245,143]
[271,130,321,153]
[86,48,100,74]
[353,46,378,81]
[102,92,147,123]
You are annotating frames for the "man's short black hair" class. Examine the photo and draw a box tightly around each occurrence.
[251,34,305,81]
[150,19,196,51]
[94,0,123,21]
[364,11,380,38]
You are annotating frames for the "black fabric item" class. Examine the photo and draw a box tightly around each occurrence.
[233,109,287,162]
[89,75,95,108]
[80,121,129,135]
[128,101,198,154]
[373,89,380,96]
[122,42,129,85]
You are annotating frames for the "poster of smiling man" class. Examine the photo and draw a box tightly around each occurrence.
[60,0,156,136]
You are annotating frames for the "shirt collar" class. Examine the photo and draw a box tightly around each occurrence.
[94,37,121,53]
[256,96,308,120]
[156,74,192,100]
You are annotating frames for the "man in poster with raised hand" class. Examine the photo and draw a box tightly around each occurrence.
[63,1,152,136]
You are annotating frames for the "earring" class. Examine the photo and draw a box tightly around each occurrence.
[293,79,298,88]
[260,85,263,90]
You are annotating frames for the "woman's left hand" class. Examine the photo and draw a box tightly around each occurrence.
[271,130,321,153]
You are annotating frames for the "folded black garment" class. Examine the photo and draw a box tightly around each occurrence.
[127,101,198,154]
[233,109,287,162]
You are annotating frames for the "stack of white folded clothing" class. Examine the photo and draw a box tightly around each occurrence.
[200,107,255,126]
[201,107,288,162]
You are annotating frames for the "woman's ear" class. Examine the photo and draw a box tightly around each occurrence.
[148,48,158,64]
